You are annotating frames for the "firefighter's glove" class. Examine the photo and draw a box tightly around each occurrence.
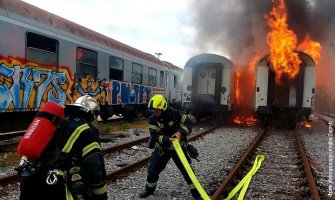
[162,135,171,145]
[169,131,182,142]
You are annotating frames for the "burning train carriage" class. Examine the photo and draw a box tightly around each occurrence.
[0,0,182,127]
[182,53,234,120]
[255,51,316,128]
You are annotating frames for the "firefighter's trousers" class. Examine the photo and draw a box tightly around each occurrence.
[145,147,199,197]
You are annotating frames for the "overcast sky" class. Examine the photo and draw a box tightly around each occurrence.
[22,0,197,68]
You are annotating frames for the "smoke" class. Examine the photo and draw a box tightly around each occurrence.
[188,0,271,66]
[188,0,335,113]
[189,0,335,64]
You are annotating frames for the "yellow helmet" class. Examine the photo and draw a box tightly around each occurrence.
[148,94,167,111]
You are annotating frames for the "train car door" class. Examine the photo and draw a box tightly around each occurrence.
[195,65,217,105]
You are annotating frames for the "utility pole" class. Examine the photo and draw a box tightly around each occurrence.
[155,52,162,59]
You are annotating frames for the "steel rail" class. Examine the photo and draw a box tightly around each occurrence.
[295,131,320,200]
[314,113,334,129]
[211,129,266,200]
[0,130,25,140]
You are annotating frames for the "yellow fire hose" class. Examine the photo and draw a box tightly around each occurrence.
[172,140,211,200]
[224,154,265,200]
[172,139,265,200]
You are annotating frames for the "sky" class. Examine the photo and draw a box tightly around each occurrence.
[22,0,197,68]
[16,0,335,112]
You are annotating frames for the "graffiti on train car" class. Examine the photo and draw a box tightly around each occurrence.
[72,75,108,105]
[109,80,153,105]
[0,56,75,112]
[0,56,164,112]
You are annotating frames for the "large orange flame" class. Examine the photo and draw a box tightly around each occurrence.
[235,71,242,105]
[298,35,322,64]
[265,0,301,82]
[233,116,258,126]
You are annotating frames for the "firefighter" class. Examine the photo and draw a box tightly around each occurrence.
[19,95,107,200]
[139,94,201,200]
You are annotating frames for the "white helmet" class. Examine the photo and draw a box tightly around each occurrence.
[66,95,99,121]
[74,95,99,111]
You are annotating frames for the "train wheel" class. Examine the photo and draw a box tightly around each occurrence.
[124,111,136,122]
[289,121,296,130]
[100,105,113,123]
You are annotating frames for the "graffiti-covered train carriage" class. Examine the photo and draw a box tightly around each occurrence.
[0,0,183,130]
[182,53,235,120]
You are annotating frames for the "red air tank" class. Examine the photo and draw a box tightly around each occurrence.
[17,101,64,160]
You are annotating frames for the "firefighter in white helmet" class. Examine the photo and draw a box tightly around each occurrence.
[19,95,107,200]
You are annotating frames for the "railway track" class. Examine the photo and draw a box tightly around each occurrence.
[0,130,25,140]
[315,113,334,130]
[212,129,320,200]
[321,113,335,119]
[1,120,324,199]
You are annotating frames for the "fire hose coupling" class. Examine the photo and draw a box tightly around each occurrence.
[46,169,65,185]
[14,156,30,173]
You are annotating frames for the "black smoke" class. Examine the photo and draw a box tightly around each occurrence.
[188,0,335,64]
[188,0,335,112]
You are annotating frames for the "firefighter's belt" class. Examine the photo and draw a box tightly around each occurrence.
[172,140,210,200]
[225,154,265,200]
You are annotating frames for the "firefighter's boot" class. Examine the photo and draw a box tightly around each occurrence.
[139,190,154,198]
[191,188,201,200]
[139,183,156,198]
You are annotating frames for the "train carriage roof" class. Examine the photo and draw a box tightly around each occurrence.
[162,61,183,72]
[184,53,235,69]
[257,51,316,67]
[0,0,170,67]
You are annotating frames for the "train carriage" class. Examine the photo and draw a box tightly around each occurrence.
[163,61,183,108]
[0,0,182,129]
[182,53,234,120]
[255,51,316,128]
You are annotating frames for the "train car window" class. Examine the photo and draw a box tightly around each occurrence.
[174,75,177,88]
[160,71,165,87]
[109,56,124,81]
[26,32,58,66]
[148,68,157,86]
[132,63,143,84]
[76,47,97,78]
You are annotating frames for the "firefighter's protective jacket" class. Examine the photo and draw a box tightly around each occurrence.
[58,117,107,200]
[19,117,107,200]
[148,108,192,149]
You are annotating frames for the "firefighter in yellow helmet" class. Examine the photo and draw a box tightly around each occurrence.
[139,94,201,200]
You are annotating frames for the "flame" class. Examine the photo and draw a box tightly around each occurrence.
[304,123,312,128]
[300,121,313,128]
[248,53,261,72]
[245,116,257,126]
[248,53,262,89]
[234,116,243,124]
[233,116,257,126]
[298,35,322,64]
[265,0,301,82]
[235,71,242,105]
